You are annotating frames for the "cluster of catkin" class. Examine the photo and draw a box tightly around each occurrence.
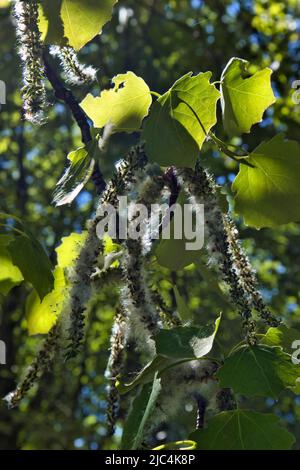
[4,146,148,407]
[12,0,96,124]
[5,151,280,442]
[178,161,280,345]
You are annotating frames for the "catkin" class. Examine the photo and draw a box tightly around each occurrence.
[145,360,218,436]
[66,146,149,358]
[179,162,257,344]
[120,170,164,354]
[105,307,128,436]
[4,322,61,408]
[5,146,148,407]
[13,0,46,124]
[150,288,182,328]
[50,46,97,86]
[225,217,280,327]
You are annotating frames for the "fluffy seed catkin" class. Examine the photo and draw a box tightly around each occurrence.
[13,0,47,124]
[50,46,97,85]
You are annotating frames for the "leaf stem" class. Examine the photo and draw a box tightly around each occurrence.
[0,223,27,238]
[159,356,221,377]
[150,91,162,98]
[179,99,254,168]
[209,132,254,168]
[228,340,247,357]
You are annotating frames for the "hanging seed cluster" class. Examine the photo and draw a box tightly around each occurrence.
[4,322,61,408]
[13,0,47,124]
[50,46,97,86]
[179,162,258,344]
[225,217,280,327]
[6,154,280,442]
[5,146,148,404]
[105,307,128,436]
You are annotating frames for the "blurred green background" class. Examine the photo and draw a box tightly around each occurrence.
[0,0,300,450]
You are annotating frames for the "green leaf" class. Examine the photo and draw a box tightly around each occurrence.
[7,235,54,301]
[191,410,295,450]
[156,237,196,271]
[155,191,198,270]
[262,325,300,352]
[155,315,221,359]
[117,355,174,394]
[173,286,191,323]
[217,345,299,399]
[56,231,88,268]
[143,94,198,168]
[52,147,94,206]
[80,72,152,133]
[221,57,275,136]
[39,0,118,51]
[25,232,87,335]
[0,0,10,8]
[26,267,67,336]
[143,72,220,167]
[0,213,54,299]
[294,379,300,395]
[0,235,23,295]
[118,315,220,394]
[121,374,161,450]
[232,134,300,228]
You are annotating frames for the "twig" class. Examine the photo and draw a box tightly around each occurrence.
[42,50,106,194]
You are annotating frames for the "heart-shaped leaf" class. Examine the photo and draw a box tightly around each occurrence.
[39,0,118,51]
[221,57,275,136]
[80,72,152,133]
[217,344,299,399]
[191,410,295,450]
[232,134,300,228]
[155,315,221,359]
[143,72,220,167]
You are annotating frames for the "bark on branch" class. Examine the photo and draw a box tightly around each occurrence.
[42,51,106,195]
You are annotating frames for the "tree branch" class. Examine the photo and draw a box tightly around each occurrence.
[42,51,106,195]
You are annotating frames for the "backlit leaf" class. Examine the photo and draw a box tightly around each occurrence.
[143,72,220,167]
[80,72,152,133]
[0,235,23,295]
[232,134,300,228]
[25,232,87,335]
[221,57,275,136]
[52,147,94,207]
[262,325,300,352]
[26,267,67,336]
[39,0,118,51]
[8,235,54,301]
